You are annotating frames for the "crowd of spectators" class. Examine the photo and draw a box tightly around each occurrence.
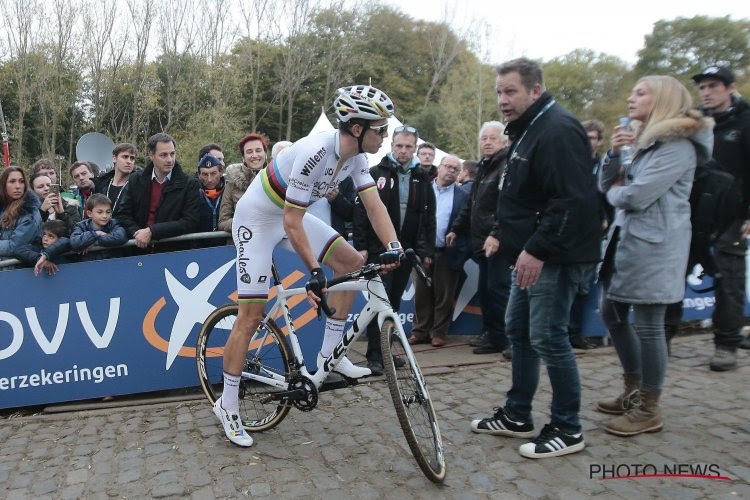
[1,59,748,451]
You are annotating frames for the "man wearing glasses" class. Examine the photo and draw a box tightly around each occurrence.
[353,124,436,375]
[409,155,470,347]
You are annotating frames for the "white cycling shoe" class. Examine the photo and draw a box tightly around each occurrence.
[317,352,371,379]
[213,397,254,447]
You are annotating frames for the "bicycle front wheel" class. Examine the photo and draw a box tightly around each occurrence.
[380,319,446,483]
[196,304,292,432]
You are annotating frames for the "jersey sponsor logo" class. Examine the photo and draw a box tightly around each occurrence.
[236,226,253,284]
[312,179,340,198]
[377,176,386,189]
[288,177,310,191]
[299,147,327,176]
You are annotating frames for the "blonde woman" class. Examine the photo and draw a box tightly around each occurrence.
[597,76,713,436]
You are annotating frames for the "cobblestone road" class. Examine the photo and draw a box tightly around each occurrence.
[1,334,748,499]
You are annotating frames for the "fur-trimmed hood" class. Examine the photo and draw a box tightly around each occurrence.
[636,111,714,164]
[21,189,41,214]
[225,163,258,191]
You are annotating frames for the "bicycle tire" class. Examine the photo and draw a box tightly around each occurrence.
[196,303,293,432]
[380,319,446,483]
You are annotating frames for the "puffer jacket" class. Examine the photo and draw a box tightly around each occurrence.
[599,111,714,304]
[218,163,259,232]
[0,191,42,258]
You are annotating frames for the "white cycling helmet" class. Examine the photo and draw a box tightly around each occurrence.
[334,85,395,122]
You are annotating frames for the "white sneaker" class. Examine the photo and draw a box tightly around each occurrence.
[213,397,254,447]
[317,352,371,379]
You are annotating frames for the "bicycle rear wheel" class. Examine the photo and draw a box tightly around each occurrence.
[380,319,446,483]
[196,304,292,432]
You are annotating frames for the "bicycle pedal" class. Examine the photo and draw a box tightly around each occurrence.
[319,372,355,392]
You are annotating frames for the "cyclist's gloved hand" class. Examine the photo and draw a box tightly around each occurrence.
[379,250,402,265]
[379,241,403,265]
[305,267,327,299]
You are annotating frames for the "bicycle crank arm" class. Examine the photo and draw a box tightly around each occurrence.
[260,388,307,404]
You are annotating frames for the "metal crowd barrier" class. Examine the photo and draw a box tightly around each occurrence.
[0,231,232,270]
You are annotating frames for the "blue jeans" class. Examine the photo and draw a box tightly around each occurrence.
[504,262,594,435]
[477,253,512,348]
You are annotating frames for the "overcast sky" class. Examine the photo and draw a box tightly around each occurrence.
[386,0,750,65]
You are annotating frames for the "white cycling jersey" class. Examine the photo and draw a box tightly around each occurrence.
[259,129,376,211]
[231,129,376,303]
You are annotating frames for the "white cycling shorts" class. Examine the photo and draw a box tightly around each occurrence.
[231,179,345,303]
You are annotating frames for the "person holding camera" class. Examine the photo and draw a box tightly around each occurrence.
[30,172,81,233]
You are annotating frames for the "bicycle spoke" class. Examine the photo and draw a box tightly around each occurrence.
[380,319,446,483]
[196,305,292,432]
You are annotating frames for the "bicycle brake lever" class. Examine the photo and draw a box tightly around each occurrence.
[404,249,432,287]
[318,296,336,318]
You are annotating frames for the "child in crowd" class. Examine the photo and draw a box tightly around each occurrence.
[14,219,72,276]
[70,194,128,260]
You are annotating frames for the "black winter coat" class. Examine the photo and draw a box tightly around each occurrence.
[114,162,200,241]
[450,148,507,257]
[352,156,436,258]
[706,96,750,220]
[329,176,356,239]
[497,92,601,264]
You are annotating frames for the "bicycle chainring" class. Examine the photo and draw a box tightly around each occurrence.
[288,374,318,412]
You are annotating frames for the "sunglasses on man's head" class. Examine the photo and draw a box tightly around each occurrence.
[394,125,417,134]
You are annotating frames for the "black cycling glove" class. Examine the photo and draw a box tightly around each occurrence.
[305,267,327,299]
[378,250,402,265]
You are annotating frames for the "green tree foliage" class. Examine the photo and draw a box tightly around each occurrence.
[3,2,748,175]
[636,16,750,79]
[544,49,634,133]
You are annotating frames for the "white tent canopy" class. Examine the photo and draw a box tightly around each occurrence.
[308,108,336,136]
[307,111,454,166]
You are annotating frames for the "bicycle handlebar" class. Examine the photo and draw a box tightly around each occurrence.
[314,248,430,319]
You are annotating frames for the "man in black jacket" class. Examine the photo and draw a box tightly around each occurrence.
[470,58,600,459]
[446,121,511,356]
[94,143,138,213]
[353,125,436,374]
[115,133,200,252]
[690,66,750,370]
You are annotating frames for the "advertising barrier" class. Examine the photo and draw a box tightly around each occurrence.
[0,245,745,409]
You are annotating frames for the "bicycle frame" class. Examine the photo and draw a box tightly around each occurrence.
[243,274,421,392]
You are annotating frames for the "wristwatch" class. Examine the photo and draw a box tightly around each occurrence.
[387,241,402,251]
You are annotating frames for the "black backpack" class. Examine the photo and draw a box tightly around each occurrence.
[688,159,740,278]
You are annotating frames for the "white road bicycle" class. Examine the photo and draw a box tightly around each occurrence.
[196,249,446,483]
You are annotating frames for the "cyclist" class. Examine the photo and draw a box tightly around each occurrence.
[214,85,404,446]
